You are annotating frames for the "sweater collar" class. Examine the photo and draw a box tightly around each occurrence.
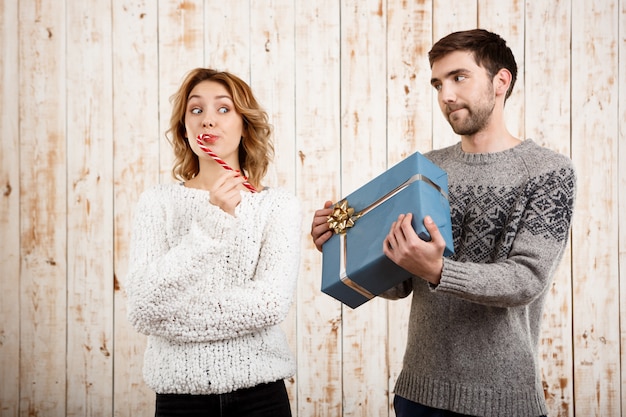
[453,139,534,164]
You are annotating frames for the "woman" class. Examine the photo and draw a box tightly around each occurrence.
[126,68,300,417]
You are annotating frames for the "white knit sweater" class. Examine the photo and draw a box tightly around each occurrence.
[125,183,300,395]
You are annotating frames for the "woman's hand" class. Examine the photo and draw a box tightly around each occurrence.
[209,170,250,215]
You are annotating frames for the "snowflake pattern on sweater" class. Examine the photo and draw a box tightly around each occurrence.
[450,166,575,263]
[125,184,300,395]
[390,140,576,417]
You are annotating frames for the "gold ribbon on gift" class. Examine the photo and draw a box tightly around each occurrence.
[329,173,448,300]
[339,233,376,299]
[327,173,447,234]
[327,200,359,234]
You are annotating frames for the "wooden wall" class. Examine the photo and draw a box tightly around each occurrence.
[1,0,624,416]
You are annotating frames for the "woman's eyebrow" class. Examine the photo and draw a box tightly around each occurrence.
[187,94,234,102]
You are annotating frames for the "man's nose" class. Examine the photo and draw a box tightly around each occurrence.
[440,85,456,103]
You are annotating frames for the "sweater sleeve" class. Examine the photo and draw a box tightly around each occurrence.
[126,187,301,342]
[435,162,576,308]
[166,191,301,342]
[125,186,237,334]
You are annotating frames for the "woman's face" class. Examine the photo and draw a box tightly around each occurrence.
[185,80,244,167]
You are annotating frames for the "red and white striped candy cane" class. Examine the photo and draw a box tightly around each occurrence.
[196,135,257,192]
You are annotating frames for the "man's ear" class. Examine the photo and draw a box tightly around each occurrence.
[494,68,512,97]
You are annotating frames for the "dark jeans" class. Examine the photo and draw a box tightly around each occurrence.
[393,395,547,417]
[155,380,291,417]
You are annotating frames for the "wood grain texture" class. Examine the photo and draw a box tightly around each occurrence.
[203,0,250,77]
[112,0,160,415]
[18,1,67,415]
[525,2,574,416]
[571,0,621,415]
[617,1,626,416]
[65,1,114,415]
[0,0,19,415]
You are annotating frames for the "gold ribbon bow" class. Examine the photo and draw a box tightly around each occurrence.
[327,200,359,234]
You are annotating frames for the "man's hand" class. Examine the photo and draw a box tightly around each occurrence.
[383,213,445,285]
[310,200,335,252]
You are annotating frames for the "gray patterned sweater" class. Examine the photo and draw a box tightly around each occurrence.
[385,139,576,417]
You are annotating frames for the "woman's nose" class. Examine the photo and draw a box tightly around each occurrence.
[202,116,215,128]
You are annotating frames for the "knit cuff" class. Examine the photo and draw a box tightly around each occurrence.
[435,258,474,293]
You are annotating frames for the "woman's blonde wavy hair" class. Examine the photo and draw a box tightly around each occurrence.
[167,68,273,189]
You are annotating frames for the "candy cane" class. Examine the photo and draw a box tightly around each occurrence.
[196,135,257,192]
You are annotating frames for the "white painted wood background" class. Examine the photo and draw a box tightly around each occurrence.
[0,0,624,416]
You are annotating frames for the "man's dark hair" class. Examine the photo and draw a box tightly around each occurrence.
[428,29,518,100]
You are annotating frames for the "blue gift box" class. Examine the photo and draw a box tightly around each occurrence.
[321,151,454,309]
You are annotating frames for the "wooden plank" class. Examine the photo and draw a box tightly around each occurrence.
[157,0,204,183]
[249,0,298,408]
[477,0,525,139]
[249,0,296,190]
[431,0,476,150]
[65,1,114,415]
[524,2,574,416]
[386,0,434,158]
[294,1,342,415]
[620,2,626,413]
[0,0,19,414]
[204,0,251,77]
[385,1,433,414]
[111,0,160,415]
[18,1,67,415]
[571,1,621,415]
[339,1,389,415]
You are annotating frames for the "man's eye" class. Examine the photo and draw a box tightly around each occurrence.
[218,107,229,114]
[455,75,466,82]
[433,84,442,91]
[191,108,202,114]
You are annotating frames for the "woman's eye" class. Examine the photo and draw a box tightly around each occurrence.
[190,108,202,115]
[218,106,229,114]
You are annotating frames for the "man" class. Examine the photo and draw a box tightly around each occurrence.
[310,29,576,417]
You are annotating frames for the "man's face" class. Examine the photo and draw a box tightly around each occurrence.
[430,51,496,136]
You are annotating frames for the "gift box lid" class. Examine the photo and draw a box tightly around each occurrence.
[321,151,454,308]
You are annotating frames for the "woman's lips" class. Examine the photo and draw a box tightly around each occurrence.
[199,133,218,144]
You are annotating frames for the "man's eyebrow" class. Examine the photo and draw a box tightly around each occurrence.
[430,68,469,85]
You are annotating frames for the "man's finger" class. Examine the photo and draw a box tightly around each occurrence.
[423,215,444,244]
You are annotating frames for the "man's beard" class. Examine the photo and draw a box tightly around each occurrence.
[446,84,496,136]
